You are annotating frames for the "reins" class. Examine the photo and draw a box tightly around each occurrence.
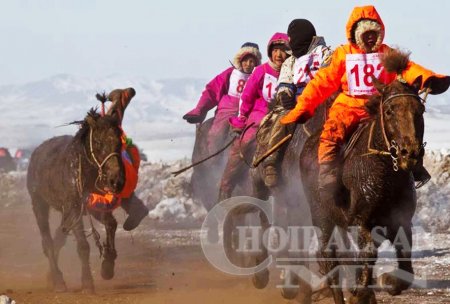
[362,91,428,172]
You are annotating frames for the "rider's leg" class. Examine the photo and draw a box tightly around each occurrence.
[318,105,369,203]
[207,107,237,153]
[218,140,245,201]
[120,193,149,231]
[262,115,289,187]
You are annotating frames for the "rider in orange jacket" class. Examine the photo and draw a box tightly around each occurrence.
[281,5,450,200]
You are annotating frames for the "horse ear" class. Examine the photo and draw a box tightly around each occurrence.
[372,76,385,93]
[411,75,423,93]
[106,88,136,124]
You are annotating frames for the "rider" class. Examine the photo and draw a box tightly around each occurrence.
[219,32,290,200]
[87,89,149,231]
[281,5,450,202]
[183,42,262,152]
[260,19,332,187]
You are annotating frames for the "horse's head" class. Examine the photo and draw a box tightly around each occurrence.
[76,88,135,194]
[366,51,425,171]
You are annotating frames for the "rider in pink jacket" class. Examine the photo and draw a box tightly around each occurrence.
[183,43,262,152]
[219,33,290,200]
[229,33,290,144]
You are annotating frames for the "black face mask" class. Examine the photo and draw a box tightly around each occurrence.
[287,19,316,58]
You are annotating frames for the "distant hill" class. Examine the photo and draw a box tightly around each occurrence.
[0,74,206,161]
[0,74,448,160]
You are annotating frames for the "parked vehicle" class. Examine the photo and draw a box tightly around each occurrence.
[0,147,17,173]
[14,148,33,171]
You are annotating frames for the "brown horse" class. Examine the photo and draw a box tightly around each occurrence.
[27,88,136,293]
[300,65,426,302]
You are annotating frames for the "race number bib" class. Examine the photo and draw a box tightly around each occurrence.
[346,53,384,96]
[293,53,321,85]
[228,69,250,98]
[262,73,278,102]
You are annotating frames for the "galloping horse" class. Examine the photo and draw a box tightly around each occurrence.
[27,88,135,293]
[300,53,429,303]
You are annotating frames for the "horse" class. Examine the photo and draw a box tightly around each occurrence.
[27,88,135,293]
[190,118,229,211]
[299,57,427,303]
[190,116,252,211]
[219,94,333,303]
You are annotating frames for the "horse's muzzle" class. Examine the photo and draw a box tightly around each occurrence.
[398,146,420,171]
[106,173,125,194]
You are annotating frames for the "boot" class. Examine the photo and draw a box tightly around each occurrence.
[120,193,149,231]
[412,158,431,189]
[318,162,339,204]
[264,165,278,187]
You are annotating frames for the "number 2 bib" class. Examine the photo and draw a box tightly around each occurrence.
[262,73,278,102]
[293,53,321,85]
[228,69,250,98]
[346,53,384,96]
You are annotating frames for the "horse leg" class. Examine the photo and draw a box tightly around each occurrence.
[347,226,377,304]
[92,211,118,280]
[53,225,68,264]
[32,198,67,292]
[71,219,95,293]
[380,225,414,296]
[251,209,270,290]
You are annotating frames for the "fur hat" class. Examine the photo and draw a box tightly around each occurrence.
[233,42,262,72]
[354,19,384,52]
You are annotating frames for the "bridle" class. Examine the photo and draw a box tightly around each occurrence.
[365,90,427,171]
[85,127,121,193]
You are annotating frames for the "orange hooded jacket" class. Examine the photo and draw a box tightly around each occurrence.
[280,5,450,124]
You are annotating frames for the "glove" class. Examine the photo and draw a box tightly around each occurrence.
[182,108,206,124]
[280,109,312,125]
[278,90,296,110]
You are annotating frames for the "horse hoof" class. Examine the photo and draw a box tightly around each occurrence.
[101,259,115,280]
[81,286,95,294]
[54,282,68,293]
[252,269,269,289]
[379,271,411,296]
[281,286,299,300]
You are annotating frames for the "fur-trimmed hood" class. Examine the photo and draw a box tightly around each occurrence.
[346,5,385,52]
[233,45,262,72]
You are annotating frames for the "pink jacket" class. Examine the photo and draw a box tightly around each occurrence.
[197,66,247,114]
[229,62,280,129]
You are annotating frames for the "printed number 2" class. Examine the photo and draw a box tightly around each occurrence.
[236,79,246,93]
[350,63,382,87]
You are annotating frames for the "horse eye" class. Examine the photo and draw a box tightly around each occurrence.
[385,109,393,116]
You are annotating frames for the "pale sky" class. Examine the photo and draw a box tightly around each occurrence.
[1,0,450,89]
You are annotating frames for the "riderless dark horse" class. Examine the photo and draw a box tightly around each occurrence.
[27,88,137,293]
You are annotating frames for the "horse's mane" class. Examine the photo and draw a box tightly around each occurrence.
[365,48,412,116]
[381,48,410,74]
[71,109,118,144]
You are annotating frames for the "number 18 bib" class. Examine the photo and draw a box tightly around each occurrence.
[346,53,384,96]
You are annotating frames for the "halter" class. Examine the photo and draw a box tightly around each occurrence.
[87,127,121,193]
[364,91,427,171]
